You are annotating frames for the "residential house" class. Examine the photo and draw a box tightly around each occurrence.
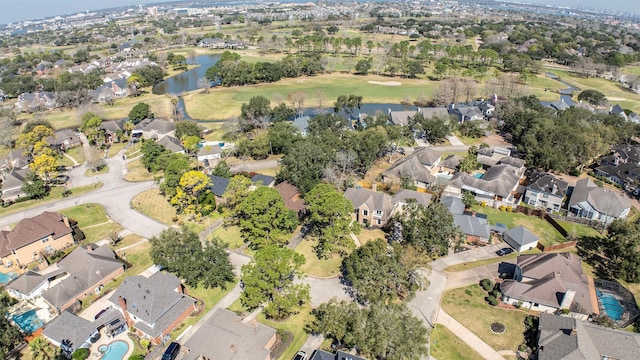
[568,178,631,224]
[536,313,640,360]
[108,271,196,344]
[444,160,525,206]
[7,244,124,312]
[419,107,450,119]
[439,154,463,173]
[132,118,175,140]
[388,110,417,127]
[16,92,57,112]
[180,308,277,360]
[344,188,393,227]
[548,99,571,112]
[310,350,367,360]
[208,175,231,204]
[523,173,568,212]
[43,309,124,354]
[101,119,126,144]
[594,144,640,190]
[275,181,306,214]
[0,212,75,268]
[610,104,628,121]
[503,226,539,252]
[226,40,245,49]
[500,253,597,318]
[382,147,442,190]
[48,129,81,151]
[292,116,310,136]
[454,213,491,244]
[448,103,484,123]
[157,136,185,154]
[35,61,52,76]
[198,38,226,48]
[117,41,139,52]
[1,168,30,202]
[3,149,30,170]
[196,144,221,162]
[390,189,432,211]
[476,147,514,169]
[250,174,275,188]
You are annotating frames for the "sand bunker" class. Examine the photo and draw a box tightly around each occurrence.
[368,81,402,86]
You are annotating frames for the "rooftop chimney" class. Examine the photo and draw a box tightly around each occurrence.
[570,326,577,336]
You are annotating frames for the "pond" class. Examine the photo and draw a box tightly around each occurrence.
[153,54,220,95]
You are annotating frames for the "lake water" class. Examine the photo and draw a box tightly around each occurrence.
[153,54,220,95]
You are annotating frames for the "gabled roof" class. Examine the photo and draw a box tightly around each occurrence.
[1,168,29,197]
[42,244,123,310]
[196,144,221,157]
[101,119,125,132]
[6,269,57,295]
[134,119,175,134]
[2,212,72,253]
[502,272,568,308]
[550,100,570,111]
[569,178,630,218]
[383,156,436,185]
[389,110,417,126]
[412,147,442,167]
[391,189,432,207]
[344,188,393,221]
[419,107,450,119]
[181,308,276,360]
[504,226,539,247]
[448,163,522,199]
[275,181,306,213]
[527,173,568,197]
[440,196,465,215]
[538,313,640,360]
[454,214,490,239]
[440,154,463,169]
[157,136,184,153]
[292,116,310,134]
[208,175,230,197]
[109,272,195,338]
[251,174,275,186]
[42,311,95,351]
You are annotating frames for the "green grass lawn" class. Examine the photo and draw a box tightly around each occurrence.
[356,228,386,246]
[131,188,178,224]
[470,205,566,246]
[555,220,603,239]
[441,284,528,352]
[124,142,142,157]
[0,183,99,217]
[125,158,156,182]
[183,73,439,120]
[257,305,314,360]
[107,142,128,158]
[82,222,123,243]
[60,203,110,227]
[430,324,483,360]
[67,146,86,164]
[296,239,342,278]
[210,225,244,248]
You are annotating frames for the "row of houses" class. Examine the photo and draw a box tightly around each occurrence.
[197,37,245,49]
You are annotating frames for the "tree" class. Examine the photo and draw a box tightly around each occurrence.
[128,102,153,124]
[80,113,104,146]
[393,202,460,257]
[72,348,89,360]
[268,122,301,154]
[175,120,202,140]
[459,146,481,173]
[86,146,106,172]
[462,191,477,208]
[222,175,252,210]
[311,300,428,360]
[577,89,607,106]
[0,290,22,359]
[150,227,234,288]
[160,153,190,198]
[16,124,53,151]
[0,110,17,147]
[133,65,164,87]
[211,160,232,178]
[197,76,210,94]
[355,58,373,75]
[304,183,359,257]
[233,187,298,249]
[334,94,363,119]
[278,139,334,194]
[170,170,212,216]
[241,245,310,319]
[22,172,49,199]
[239,96,271,132]
[29,337,57,360]
[30,154,57,182]
[342,240,417,304]
[140,139,169,172]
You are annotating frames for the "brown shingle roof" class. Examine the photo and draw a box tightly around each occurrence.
[275,181,306,213]
[5,212,72,251]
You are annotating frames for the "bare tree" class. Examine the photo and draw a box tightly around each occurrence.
[461,78,478,103]
[86,146,106,172]
[335,150,357,176]
[188,49,197,65]
[0,110,17,147]
[288,91,308,117]
[197,77,210,94]
[316,90,326,109]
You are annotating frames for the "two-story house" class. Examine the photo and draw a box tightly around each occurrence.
[344,188,432,228]
[382,147,442,190]
[568,178,631,224]
[523,173,568,212]
[0,212,75,268]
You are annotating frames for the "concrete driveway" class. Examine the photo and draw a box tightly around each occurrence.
[445,263,501,290]
[432,242,508,271]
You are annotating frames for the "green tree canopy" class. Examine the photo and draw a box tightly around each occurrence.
[128,102,153,124]
[342,239,418,304]
[140,139,169,172]
[175,120,202,140]
[22,171,49,199]
[150,227,234,288]
[211,160,232,178]
[304,183,358,257]
[577,89,607,106]
[311,300,428,360]
[0,290,22,359]
[233,187,298,249]
[170,170,212,216]
[160,153,191,198]
[278,139,334,194]
[240,245,309,319]
[222,174,252,210]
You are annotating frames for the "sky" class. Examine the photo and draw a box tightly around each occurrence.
[1,0,639,25]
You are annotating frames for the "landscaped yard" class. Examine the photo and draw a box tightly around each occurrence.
[60,203,123,243]
[125,158,156,182]
[296,239,342,278]
[470,205,566,246]
[131,188,178,224]
[106,142,129,158]
[556,220,603,239]
[257,305,314,360]
[356,228,386,246]
[430,324,483,360]
[441,284,528,352]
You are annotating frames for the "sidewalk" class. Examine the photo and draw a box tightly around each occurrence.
[436,309,505,360]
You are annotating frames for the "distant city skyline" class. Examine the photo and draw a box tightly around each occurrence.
[1,0,639,25]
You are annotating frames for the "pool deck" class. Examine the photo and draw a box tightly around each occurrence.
[588,276,600,315]
[89,329,134,360]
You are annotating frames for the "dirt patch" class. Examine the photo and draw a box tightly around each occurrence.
[368,80,402,86]
[483,133,512,147]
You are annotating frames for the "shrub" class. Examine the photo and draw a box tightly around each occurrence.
[129,355,145,360]
[62,190,72,197]
[561,308,570,315]
[480,278,493,291]
[486,295,498,306]
[506,206,513,212]
[499,205,506,211]
[480,201,487,207]
[72,348,90,360]
[140,339,150,352]
[515,300,523,309]
[465,289,472,296]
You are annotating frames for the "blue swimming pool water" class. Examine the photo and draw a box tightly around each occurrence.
[12,309,44,334]
[99,340,129,360]
[0,272,17,284]
[597,292,624,321]
[473,173,484,179]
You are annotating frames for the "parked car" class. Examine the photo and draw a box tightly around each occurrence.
[496,247,514,256]
[162,342,181,360]
[293,351,307,360]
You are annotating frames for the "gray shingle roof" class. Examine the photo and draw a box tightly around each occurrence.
[157,136,184,153]
[454,214,490,239]
[503,226,538,247]
[383,156,436,185]
[448,163,522,199]
[208,175,230,197]
[569,178,630,218]
[440,196,465,215]
[344,188,393,222]
[389,110,417,126]
[251,174,275,186]
[391,189,432,207]
[181,308,276,360]
[528,174,568,197]
[42,311,95,351]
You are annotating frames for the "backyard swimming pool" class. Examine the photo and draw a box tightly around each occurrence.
[99,340,129,360]
[597,290,624,321]
[12,309,44,334]
[0,271,17,284]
